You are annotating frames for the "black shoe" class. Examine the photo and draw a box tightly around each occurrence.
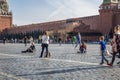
[100,62,104,65]
[39,56,42,58]
[45,55,47,57]
[110,53,113,55]
[117,62,120,64]
[107,61,109,65]
[118,56,120,58]
[21,51,26,53]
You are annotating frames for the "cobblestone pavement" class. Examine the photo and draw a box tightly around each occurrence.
[0,43,120,80]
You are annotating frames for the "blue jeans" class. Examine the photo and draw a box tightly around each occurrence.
[101,50,108,63]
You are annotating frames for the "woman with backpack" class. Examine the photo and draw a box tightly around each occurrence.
[109,25,120,66]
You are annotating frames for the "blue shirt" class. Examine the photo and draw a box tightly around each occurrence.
[100,41,106,51]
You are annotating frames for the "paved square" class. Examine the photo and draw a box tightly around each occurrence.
[0,43,120,80]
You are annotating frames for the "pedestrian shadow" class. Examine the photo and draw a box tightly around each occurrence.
[17,65,113,76]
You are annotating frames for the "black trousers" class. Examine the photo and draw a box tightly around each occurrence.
[22,48,33,53]
[118,50,120,57]
[40,43,48,57]
[111,49,120,65]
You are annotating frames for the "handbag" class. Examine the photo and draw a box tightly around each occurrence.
[106,50,110,56]
[45,52,51,57]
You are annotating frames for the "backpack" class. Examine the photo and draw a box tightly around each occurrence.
[115,33,120,51]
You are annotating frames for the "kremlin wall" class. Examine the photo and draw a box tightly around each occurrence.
[1,0,120,41]
[0,0,12,32]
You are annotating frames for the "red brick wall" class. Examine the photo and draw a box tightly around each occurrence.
[99,10,114,34]
[7,20,66,34]
[0,15,12,32]
[6,12,114,36]
[115,13,120,26]
[76,15,100,30]
[6,11,117,36]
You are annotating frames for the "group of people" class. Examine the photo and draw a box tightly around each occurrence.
[99,25,120,66]
[22,31,86,56]
[73,32,87,53]
[21,25,120,67]
[22,31,51,58]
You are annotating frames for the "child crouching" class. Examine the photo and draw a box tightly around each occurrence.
[80,41,87,53]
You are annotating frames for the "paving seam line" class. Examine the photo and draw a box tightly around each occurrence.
[0,71,29,80]
[0,53,107,66]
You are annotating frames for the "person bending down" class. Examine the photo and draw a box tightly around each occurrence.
[80,41,87,53]
[22,42,36,53]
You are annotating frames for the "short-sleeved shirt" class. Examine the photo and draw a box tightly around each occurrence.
[42,35,49,44]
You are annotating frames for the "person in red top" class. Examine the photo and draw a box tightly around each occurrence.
[80,41,87,53]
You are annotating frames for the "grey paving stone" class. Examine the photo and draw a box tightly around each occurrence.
[0,43,119,80]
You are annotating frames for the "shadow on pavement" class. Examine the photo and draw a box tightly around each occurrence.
[17,65,113,76]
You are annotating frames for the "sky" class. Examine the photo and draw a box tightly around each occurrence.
[8,0,103,26]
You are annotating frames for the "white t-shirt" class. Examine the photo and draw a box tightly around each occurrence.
[42,35,49,44]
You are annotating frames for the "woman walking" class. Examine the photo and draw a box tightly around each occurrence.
[109,25,120,66]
